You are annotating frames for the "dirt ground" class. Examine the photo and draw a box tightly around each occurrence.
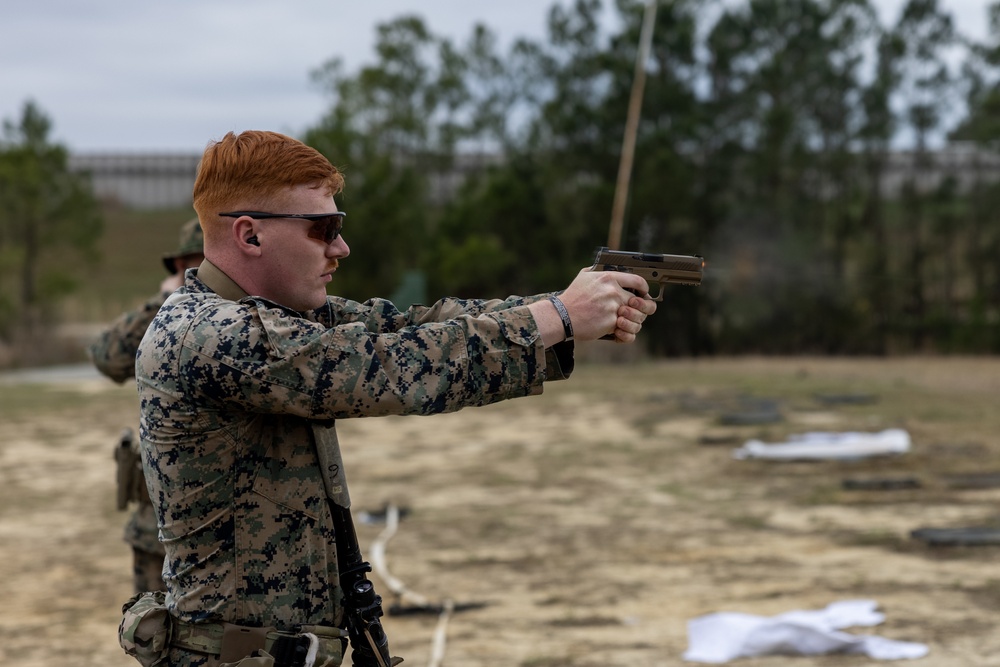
[3,355,1000,667]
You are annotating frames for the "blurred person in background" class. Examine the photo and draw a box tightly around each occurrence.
[120,130,656,667]
[89,217,204,594]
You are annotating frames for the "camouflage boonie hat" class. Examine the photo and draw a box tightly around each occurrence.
[162,217,204,274]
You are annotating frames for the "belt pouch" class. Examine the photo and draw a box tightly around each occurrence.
[219,623,271,663]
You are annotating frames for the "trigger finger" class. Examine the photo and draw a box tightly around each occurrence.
[633,296,657,315]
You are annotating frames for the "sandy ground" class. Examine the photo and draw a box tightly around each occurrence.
[2,356,1000,667]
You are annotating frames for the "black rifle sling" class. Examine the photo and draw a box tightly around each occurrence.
[312,425,401,667]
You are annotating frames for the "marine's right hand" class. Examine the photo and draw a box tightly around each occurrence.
[558,268,654,342]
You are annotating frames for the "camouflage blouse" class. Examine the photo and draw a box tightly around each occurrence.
[136,260,571,630]
[90,293,167,383]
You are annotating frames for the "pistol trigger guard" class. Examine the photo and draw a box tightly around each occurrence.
[646,283,664,302]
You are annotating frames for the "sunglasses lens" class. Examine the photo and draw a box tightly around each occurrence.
[308,214,343,243]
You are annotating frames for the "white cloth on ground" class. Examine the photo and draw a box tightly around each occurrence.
[684,599,928,663]
[732,429,911,461]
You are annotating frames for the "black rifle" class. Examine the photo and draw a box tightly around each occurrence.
[332,503,402,667]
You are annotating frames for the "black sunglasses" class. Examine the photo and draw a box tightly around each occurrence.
[219,211,346,243]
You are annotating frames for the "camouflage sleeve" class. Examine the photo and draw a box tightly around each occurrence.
[323,293,571,382]
[146,294,565,421]
[323,294,548,333]
[89,294,166,383]
[397,293,552,326]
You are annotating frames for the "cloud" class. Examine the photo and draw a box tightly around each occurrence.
[1,0,986,152]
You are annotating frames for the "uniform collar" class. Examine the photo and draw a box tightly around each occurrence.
[193,258,332,323]
[194,259,249,302]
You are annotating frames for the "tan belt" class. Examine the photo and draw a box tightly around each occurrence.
[172,619,347,664]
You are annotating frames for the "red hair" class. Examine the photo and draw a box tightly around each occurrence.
[193,131,344,244]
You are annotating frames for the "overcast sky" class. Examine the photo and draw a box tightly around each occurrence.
[1,0,991,153]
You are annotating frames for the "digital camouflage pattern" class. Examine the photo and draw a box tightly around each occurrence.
[90,293,167,384]
[90,291,168,593]
[128,505,167,591]
[136,259,571,639]
[92,217,204,588]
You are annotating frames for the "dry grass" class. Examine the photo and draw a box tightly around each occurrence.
[2,357,1000,666]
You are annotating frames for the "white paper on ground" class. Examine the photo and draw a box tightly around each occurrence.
[732,429,911,461]
[684,599,928,663]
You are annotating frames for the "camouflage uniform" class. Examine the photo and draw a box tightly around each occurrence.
[90,218,203,594]
[91,295,169,382]
[135,259,572,666]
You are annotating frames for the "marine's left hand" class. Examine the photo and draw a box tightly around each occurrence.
[611,295,657,344]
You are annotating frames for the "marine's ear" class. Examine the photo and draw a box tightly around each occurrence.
[230,216,262,254]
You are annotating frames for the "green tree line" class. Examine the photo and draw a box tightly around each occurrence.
[0,100,101,342]
[4,0,1000,357]
[303,0,1000,355]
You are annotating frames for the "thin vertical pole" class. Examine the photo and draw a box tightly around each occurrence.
[607,0,657,250]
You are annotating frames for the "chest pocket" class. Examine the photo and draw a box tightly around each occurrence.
[247,419,325,520]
